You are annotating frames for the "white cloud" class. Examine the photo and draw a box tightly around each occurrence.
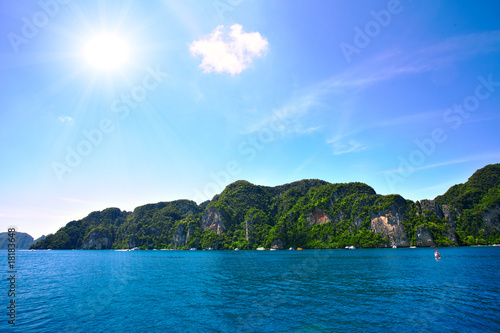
[190,24,268,75]
[379,153,500,175]
[330,140,367,155]
[58,116,74,124]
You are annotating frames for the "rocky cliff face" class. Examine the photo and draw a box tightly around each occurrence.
[418,200,458,245]
[483,205,500,233]
[173,225,191,248]
[200,207,226,234]
[271,239,284,249]
[416,227,435,247]
[82,229,113,249]
[419,200,444,218]
[370,207,410,247]
[306,208,332,226]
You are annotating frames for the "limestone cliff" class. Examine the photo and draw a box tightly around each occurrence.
[306,208,332,226]
[418,200,458,245]
[483,205,500,234]
[82,228,113,249]
[370,209,410,247]
[200,207,226,234]
[416,227,435,247]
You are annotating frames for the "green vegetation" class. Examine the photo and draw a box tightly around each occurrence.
[435,164,500,245]
[32,164,500,250]
[0,232,35,249]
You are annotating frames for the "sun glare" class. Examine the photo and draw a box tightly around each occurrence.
[84,34,130,70]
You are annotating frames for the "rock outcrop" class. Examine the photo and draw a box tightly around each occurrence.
[200,207,226,234]
[82,228,113,249]
[271,239,284,250]
[419,200,444,219]
[173,225,187,248]
[306,208,332,226]
[483,205,500,233]
[370,208,410,247]
[416,227,435,247]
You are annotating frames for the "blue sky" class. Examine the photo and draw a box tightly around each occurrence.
[1,0,500,238]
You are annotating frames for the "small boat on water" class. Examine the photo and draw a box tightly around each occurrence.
[270,248,276,251]
[493,244,500,247]
[256,247,266,251]
[392,245,397,249]
[289,247,294,250]
[234,248,239,251]
[297,248,303,251]
[410,246,417,249]
[435,248,442,260]
[345,246,356,250]
[189,248,197,251]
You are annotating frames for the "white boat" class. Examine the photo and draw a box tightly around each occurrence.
[270,248,276,251]
[410,246,417,249]
[392,245,397,249]
[234,248,239,251]
[345,246,356,250]
[289,247,294,250]
[256,247,266,251]
[189,248,197,251]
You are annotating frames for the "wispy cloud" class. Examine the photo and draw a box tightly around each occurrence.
[58,116,74,124]
[290,155,317,179]
[327,110,440,149]
[413,30,500,68]
[331,140,367,155]
[190,24,268,75]
[245,88,324,136]
[247,31,500,150]
[380,153,500,175]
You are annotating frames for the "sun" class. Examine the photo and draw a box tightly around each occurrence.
[84,34,130,70]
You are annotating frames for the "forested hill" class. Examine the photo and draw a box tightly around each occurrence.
[0,232,35,249]
[32,164,500,250]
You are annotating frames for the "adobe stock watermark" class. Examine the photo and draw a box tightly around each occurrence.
[192,109,297,203]
[213,0,243,21]
[339,0,407,64]
[52,65,167,182]
[7,0,70,54]
[384,74,500,190]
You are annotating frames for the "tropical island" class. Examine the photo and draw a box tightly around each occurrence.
[31,164,500,250]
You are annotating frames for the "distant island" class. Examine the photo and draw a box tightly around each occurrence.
[32,164,500,250]
[0,232,45,249]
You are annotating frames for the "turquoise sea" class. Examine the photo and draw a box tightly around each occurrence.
[2,247,500,332]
